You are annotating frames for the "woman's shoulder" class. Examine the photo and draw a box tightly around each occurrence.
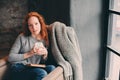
[17,33,24,38]
[17,33,29,40]
[15,33,30,45]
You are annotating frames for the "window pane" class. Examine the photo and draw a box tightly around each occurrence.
[110,0,120,12]
[109,52,120,80]
[110,14,120,52]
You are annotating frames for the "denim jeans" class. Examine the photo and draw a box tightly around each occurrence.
[10,63,55,80]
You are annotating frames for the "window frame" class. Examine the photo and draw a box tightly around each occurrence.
[105,0,120,79]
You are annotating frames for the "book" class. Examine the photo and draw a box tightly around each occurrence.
[26,64,46,68]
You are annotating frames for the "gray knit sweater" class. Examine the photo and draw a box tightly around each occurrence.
[8,33,45,65]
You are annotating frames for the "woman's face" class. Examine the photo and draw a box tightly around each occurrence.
[28,16,41,36]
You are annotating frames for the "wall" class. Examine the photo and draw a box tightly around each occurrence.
[0,0,28,58]
[28,0,70,26]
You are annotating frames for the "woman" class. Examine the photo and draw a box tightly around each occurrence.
[8,12,55,80]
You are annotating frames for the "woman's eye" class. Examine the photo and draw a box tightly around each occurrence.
[28,25,32,27]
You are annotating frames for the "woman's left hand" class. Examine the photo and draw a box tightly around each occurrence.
[36,47,48,55]
[33,43,48,58]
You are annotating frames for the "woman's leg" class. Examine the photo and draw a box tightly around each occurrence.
[45,65,56,73]
[10,63,32,80]
[10,63,48,80]
[28,65,55,80]
[29,67,48,80]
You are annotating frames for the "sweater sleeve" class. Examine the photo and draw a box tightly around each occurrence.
[8,34,24,63]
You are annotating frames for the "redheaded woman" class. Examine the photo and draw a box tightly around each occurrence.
[8,12,55,80]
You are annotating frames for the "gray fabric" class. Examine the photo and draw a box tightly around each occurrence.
[48,22,83,80]
[8,34,44,65]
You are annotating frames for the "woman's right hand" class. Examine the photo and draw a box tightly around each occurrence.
[24,48,35,59]
[29,49,35,55]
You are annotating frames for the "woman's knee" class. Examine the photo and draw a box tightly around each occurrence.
[45,65,56,73]
[32,68,47,76]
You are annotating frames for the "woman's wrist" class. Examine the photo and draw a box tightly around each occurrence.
[29,50,35,54]
[24,50,35,59]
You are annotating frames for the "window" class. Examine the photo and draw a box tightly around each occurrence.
[105,0,120,80]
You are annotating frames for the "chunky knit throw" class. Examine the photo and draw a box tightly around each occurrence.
[47,21,83,80]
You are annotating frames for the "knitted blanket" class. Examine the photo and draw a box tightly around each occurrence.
[48,22,83,80]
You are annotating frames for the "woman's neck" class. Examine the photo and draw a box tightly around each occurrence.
[32,34,42,40]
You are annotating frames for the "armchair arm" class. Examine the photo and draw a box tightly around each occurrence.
[0,56,9,80]
[42,66,64,80]
[0,56,8,67]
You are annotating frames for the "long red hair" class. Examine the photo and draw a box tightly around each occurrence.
[23,12,49,47]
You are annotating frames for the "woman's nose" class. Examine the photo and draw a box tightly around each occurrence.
[32,25,36,30]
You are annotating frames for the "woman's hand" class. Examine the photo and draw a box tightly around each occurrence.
[24,48,35,59]
[33,42,48,59]
[24,42,48,59]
